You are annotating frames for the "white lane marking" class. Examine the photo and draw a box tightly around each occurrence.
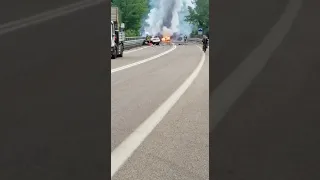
[124,46,150,54]
[0,0,105,35]
[211,0,302,129]
[111,46,206,178]
[111,45,177,74]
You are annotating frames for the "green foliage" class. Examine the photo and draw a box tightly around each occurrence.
[112,0,148,34]
[185,0,209,35]
[125,29,139,37]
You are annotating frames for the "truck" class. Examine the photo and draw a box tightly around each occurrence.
[111,7,125,59]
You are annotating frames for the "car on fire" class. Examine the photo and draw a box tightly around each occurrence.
[161,36,171,43]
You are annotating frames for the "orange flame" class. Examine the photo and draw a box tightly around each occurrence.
[162,36,171,42]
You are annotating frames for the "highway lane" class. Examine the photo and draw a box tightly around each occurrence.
[211,0,320,179]
[1,2,110,179]
[111,44,209,179]
[111,45,172,69]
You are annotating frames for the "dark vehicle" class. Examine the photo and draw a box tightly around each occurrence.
[202,36,208,52]
[111,7,125,59]
[203,44,207,52]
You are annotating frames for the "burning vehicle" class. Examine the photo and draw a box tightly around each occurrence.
[158,32,182,43]
[142,0,195,45]
[161,36,171,42]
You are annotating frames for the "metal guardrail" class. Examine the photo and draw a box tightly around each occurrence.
[189,38,209,46]
[188,38,202,43]
[125,36,144,41]
[123,37,204,50]
[124,37,144,50]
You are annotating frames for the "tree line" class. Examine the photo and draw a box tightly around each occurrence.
[111,0,148,37]
[185,0,209,37]
[112,0,209,37]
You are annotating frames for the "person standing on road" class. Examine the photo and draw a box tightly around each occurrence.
[202,35,208,50]
[184,35,187,43]
[147,35,151,43]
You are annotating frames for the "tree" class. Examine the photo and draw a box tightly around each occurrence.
[185,0,209,36]
[112,0,148,36]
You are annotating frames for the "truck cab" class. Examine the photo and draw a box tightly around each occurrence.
[111,7,125,59]
[111,21,116,56]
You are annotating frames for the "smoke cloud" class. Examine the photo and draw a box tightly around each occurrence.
[142,0,195,37]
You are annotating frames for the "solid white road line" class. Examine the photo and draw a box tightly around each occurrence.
[111,46,206,178]
[210,0,302,129]
[0,0,105,35]
[111,44,177,74]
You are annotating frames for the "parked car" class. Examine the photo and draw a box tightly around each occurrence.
[151,36,161,45]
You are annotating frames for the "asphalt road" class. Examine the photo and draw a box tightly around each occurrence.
[211,0,320,179]
[1,1,110,179]
[111,44,209,179]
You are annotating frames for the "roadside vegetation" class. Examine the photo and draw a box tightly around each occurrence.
[185,0,209,37]
[111,0,148,36]
[111,0,209,37]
